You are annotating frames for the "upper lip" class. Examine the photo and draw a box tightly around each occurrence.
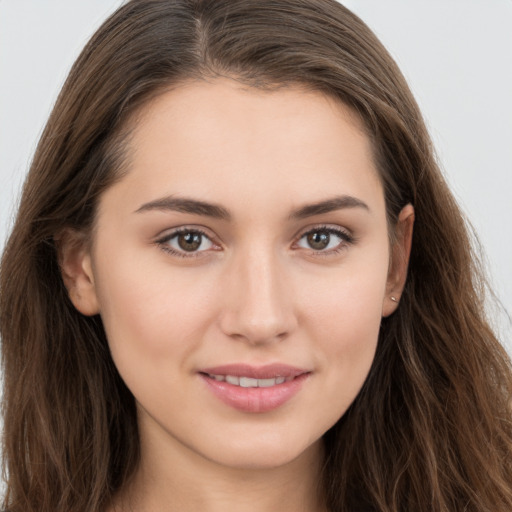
[199,363,310,379]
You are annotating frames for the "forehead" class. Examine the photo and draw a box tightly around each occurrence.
[129,79,370,161]
[100,78,384,221]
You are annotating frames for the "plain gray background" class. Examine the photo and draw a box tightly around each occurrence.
[0,0,511,351]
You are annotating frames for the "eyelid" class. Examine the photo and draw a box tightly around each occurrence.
[155,225,222,258]
[293,224,355,254]
[155,224,217,241]
[154,223,355,259]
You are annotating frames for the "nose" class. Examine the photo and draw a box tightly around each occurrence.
[218,248,298,345]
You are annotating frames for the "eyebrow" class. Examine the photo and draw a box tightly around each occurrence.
[290,195,370,219]
[134,194,369,220]
[134,196,231,220]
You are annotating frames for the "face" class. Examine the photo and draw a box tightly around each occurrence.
[63,79,411,471]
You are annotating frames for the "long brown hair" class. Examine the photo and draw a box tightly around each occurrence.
[1,1,511,511]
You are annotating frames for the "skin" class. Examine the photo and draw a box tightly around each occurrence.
[60,78,414,512]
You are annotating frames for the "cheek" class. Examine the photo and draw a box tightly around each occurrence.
[303,252,388,337]
[313,289,382,372]
[94,267,216,419]
[300,258,388,405]
[92,248,218,383]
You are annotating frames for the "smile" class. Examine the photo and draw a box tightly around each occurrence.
[199,364,310,413]
[206,374,294,387]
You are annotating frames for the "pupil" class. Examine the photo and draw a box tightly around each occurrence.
[178,232,201,251]
[307,231,329,250]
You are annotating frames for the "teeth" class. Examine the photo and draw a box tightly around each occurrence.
[208,374,292,388]
[225,375,239,385]
[239,377,258,388]
[258,378,277,388]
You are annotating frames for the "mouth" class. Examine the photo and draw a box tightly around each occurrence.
[202,373,295,388]
[198,364,310,413]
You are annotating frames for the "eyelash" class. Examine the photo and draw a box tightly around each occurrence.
[155,225,355,259]
[295,225,355,257]
[156,227,216,259]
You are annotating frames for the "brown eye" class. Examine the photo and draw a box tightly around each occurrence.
[159,229,215,256]
[307,231,330,250]
[177,232,202,252]
[297,227,353,253]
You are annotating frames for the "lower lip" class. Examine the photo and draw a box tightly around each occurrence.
[200,373,309,413]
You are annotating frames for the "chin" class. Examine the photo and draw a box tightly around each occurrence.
[200,434,322,471]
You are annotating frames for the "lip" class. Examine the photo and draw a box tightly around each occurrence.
[199,364,311,413]
[200,363,308,379]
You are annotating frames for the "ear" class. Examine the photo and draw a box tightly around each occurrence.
[56,229,100,316]
[382,204,415,317]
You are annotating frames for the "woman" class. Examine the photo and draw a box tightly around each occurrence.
[1,1,511,511]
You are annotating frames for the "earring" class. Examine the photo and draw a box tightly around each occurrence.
[390,296,398,303]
